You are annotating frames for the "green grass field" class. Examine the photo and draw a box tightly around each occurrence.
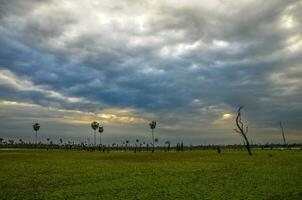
[0,149,301,200]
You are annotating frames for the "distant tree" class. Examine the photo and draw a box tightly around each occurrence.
[149,121,157,153]
[59,138,63,145]
[180,141,184,152]
[125,140,129,151]
[46,138,50,150]
[32,123,40,145]
[279,121,287,146]
[81,142,85,148]
[165,141,171,152]
[8,139,14,145]
[98,126,104,147]
[134,139,139,153]
[91,121,99,146]
[234,106,252,156]
[67,141,72,150]
[217,146,221,154]
[0,138,3,144]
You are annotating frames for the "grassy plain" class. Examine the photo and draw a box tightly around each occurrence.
[0,149,301,200]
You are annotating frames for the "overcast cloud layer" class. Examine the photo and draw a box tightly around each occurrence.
[0,0,301,145]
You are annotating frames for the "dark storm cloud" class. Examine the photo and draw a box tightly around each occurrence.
[0,0,301,143]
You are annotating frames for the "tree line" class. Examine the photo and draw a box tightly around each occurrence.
[1,106,300,155]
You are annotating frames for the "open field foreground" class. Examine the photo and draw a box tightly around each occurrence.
[0,149,301,200]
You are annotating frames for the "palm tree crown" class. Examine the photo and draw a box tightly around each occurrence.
[149,121,156,130]
[91,121,99,130]
[98,126,104,133]
[33,123,40,131]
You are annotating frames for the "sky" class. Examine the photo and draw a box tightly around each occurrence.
[0,0,301,145]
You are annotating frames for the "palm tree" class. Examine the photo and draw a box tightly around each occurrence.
[91,121,99,146]
[139,142,143,152]
[180,141,184,152]
[149,121,157,153]
[32,123,40,145]
[135,139,139,153]
[217,146,221,154]
[98,126,104,146]
[125,140,129,151]
[46,138,50,150]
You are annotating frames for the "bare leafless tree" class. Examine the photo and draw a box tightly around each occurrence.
[234,106,252,156]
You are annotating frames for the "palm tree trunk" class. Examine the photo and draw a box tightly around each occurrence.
[94,130,96,146]
[35,131,37,146]
[152,129,154,153]
[99,133,102,151]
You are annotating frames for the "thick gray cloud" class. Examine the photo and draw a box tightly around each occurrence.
[0,0,301,144]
